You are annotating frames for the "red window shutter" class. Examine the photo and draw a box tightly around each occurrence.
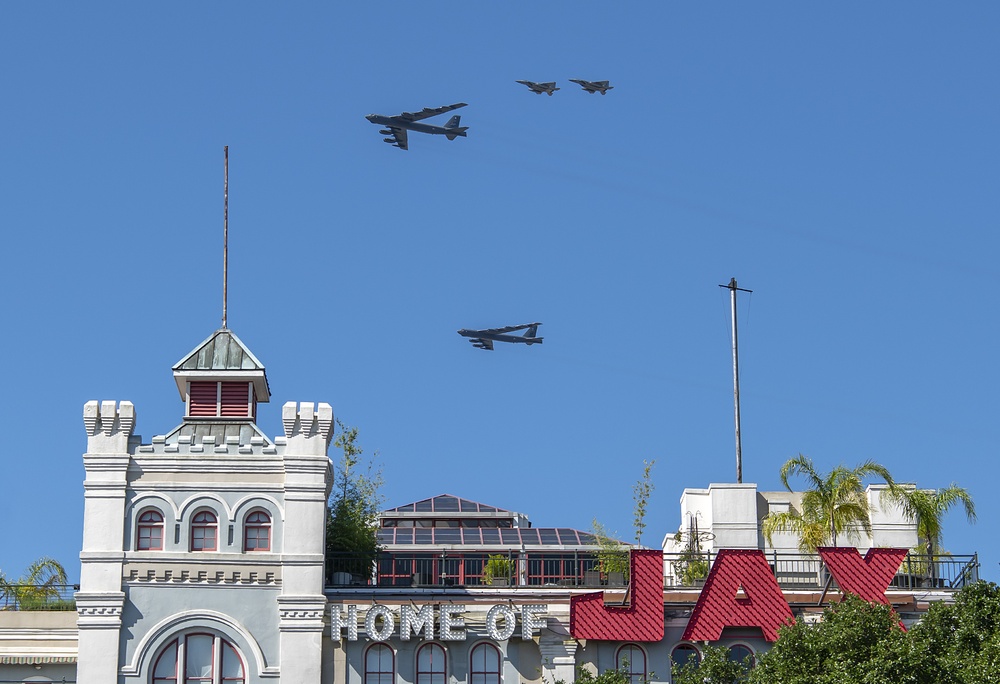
[189,382,219,416]
[220,382,251,417]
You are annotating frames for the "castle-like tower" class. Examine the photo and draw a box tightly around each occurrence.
[76,329,333,683]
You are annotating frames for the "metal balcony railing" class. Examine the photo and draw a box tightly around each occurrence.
[0,584,79,611]
[327,551,613,588]
[326,550,979,592]
[662,551,980,590]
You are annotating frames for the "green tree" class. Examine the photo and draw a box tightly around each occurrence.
[574,660,656,684]
[632,459,655,546]
[573,664,630,684]
[673,644,751,684]
[749,595,907,684]
[590,519,629,576]
[761,455,895,552]
[880,484,976,559]
[890,581,1000,684]
[325,421,384,582]
[0,557,69,610]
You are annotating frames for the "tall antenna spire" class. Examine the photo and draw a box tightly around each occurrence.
[719,277,752,483]
[222,146,229,329]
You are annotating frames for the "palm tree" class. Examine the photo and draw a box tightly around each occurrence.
[0,557,68,610]
[762,454,895,552]
[880,484,976,559]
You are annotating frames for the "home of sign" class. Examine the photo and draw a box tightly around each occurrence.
[570,547,910,642]
[330,603,548,642]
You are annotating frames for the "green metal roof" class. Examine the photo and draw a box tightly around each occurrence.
[173,329,265,371]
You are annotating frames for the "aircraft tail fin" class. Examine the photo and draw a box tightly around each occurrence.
[444,115,467,140]
[524,325,540,340]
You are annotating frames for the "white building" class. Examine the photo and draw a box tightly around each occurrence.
[0,329,978,684]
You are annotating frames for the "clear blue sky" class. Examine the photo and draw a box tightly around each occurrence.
[1,3,996,583]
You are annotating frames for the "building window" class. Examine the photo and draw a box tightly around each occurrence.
[727,644,755,669]
[615,644,646,684]
[671,643,701,670]
[470,643,501,684]
[153,633,245,684]
[137,509,165,551]
[244,510,271,552]
[191,511,218,552]
[416,643,446,684]
[365,644,395,684]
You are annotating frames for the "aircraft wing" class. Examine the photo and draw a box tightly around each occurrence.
[470,338,494,351]
[480,322,541,335]
[399,103,467,122]
[386,127,408,150]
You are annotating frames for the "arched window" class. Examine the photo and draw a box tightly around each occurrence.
[615,644,646,684]
[191,511,218,552]
[153,633,245,684]
[365,644,395,684]
[670,643,701,670]
[728,644,755,669]
[243,510,271,552]
[137,509,165,551]
[416,643,446,684]
[470,643,501,684]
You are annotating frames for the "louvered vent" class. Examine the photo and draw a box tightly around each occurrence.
[220,382,251,417]
[189,382,219,417]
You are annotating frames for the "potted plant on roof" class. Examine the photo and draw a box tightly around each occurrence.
[592,520,630,584]
[482,554,512,586]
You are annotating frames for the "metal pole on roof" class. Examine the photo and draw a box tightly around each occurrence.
[719,278,752,483]
[222,146,229,329]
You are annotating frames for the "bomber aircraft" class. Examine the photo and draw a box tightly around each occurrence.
[569,79,614,95]
[457,323,543,351]
[516,80,560,96]
[365,103,468,150]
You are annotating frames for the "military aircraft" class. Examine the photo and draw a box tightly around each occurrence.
[365,103,468,150]
[457,323,543,351]
[569,79,614,95]
[516,80,560,96]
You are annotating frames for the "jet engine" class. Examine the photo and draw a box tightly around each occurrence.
[383,138,396,143]
[379,129,392,135]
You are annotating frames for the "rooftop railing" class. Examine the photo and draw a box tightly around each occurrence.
[326,550,979,592]
[0,584,78,611]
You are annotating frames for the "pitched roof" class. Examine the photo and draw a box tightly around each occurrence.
[173,329,265,371]
[377,526,598,548]
[383,494,512,514]
[171,329,270,402]
[164,421,272,447]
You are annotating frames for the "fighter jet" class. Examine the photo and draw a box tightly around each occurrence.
[365,103,468,150]
[516,80,560,96]
[569,79,614,95]
[457,323,543,351]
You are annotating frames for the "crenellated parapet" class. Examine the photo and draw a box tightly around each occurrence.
[281,402,334,456]
[83,400,136,454]
[136,433,278,456]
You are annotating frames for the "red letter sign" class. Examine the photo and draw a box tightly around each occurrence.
[682,550,794,642]
[569,550,664,641]
[817,547,908,606]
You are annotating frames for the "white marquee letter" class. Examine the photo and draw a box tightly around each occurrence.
[487,604,516,641]
[365,605,395,642]
[521,605,548,640]
[400,604,435,640]
[440,604,467,641]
